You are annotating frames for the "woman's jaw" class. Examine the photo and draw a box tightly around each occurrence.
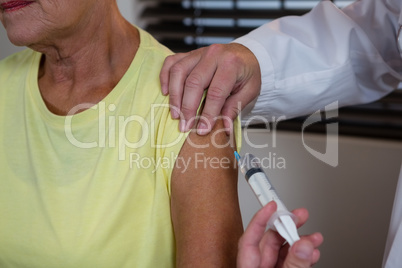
[0,0,113,48]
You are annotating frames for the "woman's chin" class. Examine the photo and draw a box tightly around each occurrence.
[6,35,28,47]
[6,29,37,47]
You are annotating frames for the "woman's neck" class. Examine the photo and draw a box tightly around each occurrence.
[34,4,139,115]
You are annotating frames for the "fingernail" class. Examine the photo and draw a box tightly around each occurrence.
[171,110,179,119]
[224,121,233,136]
[294,241,313,260]
[161,85,168,95]
[180,119,186,132]
[197,122,209,135]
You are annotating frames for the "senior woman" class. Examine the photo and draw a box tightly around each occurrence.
[0,0,244,267]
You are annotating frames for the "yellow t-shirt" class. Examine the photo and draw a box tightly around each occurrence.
[0,28,194,268]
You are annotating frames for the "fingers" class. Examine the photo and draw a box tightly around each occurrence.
[180,49,222,131]
[282,234,323,268]
[305,233,324,250]
[220,71,261,134]
[240,202,278,248]
[282,239,315,268]
[238,203,323,268]
[196,61,238,135]
[258,208,315,267]
[276,232,323,267]
[196,43,261,135]
[220,90,249,134]
[252,207,309,256]
[292,208,309,228]
[160,53,188,96]
[177,44,239,133]
[306,233,323,265]
[237,202,278,268]
[169,52,206,120]
[160,43,262,134]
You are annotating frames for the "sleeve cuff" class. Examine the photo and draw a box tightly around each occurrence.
[232,34,277,123]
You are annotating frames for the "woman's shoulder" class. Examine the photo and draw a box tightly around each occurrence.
[0,49,37,78]
[136,27,173,58]
[126,27,175,103]
[0,49,35,65]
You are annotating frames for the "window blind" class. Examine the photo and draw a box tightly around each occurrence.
[270,90,402,141]
[139,0,402,141]
[140,0,353,52]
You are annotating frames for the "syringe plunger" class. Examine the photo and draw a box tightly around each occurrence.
[236,152,300,246]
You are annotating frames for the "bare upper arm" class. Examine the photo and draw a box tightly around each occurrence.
[171,119,243,268]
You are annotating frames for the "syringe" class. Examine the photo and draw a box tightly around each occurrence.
[235,152,300,246]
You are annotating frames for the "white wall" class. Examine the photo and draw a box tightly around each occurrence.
[0,26,24,60]
[239,130,402,268]
[117,0,144,26]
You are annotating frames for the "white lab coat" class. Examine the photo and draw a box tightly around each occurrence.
[236,0,402,122]
[234,0,402,267]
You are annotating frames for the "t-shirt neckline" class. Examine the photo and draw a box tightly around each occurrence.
[26,27,146,128]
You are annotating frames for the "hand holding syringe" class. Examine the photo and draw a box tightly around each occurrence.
[235,152,300,246]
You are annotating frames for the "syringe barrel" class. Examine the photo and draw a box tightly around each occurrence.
[246,171,289,212]
[239,153,289,212]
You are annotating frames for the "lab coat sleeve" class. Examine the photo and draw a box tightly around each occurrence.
[234,0,402,123]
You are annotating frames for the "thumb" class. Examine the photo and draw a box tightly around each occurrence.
[220,96,241,135]
[283,240,314,268]
[220,88,255,135]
